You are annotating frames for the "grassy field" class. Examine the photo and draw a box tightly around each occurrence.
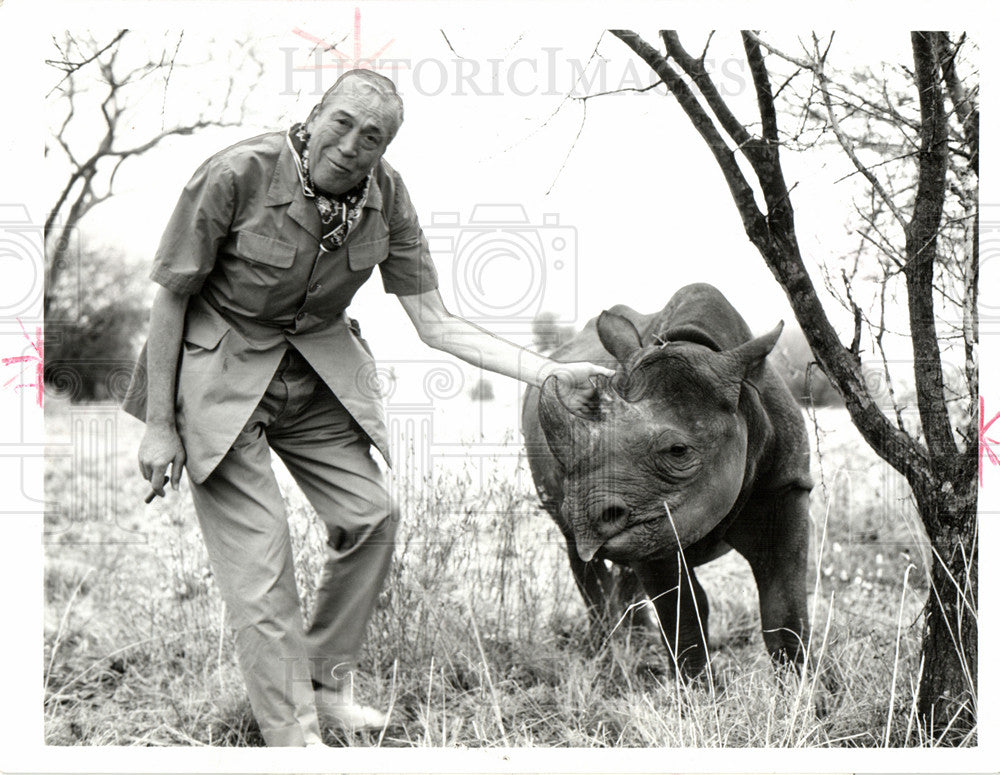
[42,394,968,747]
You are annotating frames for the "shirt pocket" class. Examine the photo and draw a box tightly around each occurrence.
[235,230,297,269]
[182,308,229,351]
[347,235,389,271]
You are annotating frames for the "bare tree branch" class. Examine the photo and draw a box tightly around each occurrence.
[742,32,780,145]
[936,33,978,173]
[495,33,608,164]
[440,30,463,59]
[45,31,257,316]
[610,31,766,237]
[45,30,128,97]
[612,29,932,492]
[749,31,923,138]
[659,31,765,168]
[545,99,588,196]
[812,38,908,230]
[875,272,908,431]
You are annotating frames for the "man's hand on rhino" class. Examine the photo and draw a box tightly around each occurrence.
[543,360,616,415]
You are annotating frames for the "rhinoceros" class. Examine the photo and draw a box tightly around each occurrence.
[522,283,813,675]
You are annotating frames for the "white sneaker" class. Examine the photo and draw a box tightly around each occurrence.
[314,685,388,732]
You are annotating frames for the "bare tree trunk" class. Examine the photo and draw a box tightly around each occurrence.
[45,182,93,318]
[906,32,978,740]
[914,482,978,741]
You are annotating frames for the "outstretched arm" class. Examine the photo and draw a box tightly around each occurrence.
[397,289,613,411]
[137,285,189,496]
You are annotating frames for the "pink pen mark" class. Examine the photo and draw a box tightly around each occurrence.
[2,318,44,408]
[292,8,396,71]
[980,396,1000,487]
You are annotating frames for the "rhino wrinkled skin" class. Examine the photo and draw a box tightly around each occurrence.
[522,284,813,675]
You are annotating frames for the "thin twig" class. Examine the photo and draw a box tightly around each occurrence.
[43,568,95,699]
[813,36,908,229]
[545,99,587,196]
[465,597,509,746]
[439,30,462,59]
[884,563,916,746]
[45,30,128,97]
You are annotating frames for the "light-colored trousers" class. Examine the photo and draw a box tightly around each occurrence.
[190,347,396,746]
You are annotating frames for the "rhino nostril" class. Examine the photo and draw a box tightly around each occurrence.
[601,501,630,523]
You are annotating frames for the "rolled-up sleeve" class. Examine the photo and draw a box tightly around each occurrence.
[150,155,235,295]
[377,171,439,297]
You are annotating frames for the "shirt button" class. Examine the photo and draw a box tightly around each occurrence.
[295,312,305,322]
[309,282,321,293]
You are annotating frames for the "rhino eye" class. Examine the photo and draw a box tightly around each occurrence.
[666,444,689,457]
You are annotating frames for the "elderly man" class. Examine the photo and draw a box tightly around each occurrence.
[123,70,610,747]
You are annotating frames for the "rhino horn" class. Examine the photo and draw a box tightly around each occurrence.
[538,374,593,464]
[590,372,626,405]
[597,311,643,366]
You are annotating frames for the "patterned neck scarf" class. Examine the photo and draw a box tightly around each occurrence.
[287,122,370,252]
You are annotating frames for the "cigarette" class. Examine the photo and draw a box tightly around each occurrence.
[144,489,161,504]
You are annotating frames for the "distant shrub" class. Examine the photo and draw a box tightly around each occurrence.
[532,311,576,354]
[469,377,495,402]
[770,323,843,408]
[44,243,149,402]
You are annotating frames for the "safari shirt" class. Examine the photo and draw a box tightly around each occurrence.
[122,131,439,482]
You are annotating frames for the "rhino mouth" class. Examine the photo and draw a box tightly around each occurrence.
[576,517,661,562]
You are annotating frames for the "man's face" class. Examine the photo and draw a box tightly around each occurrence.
[305,80,399,195]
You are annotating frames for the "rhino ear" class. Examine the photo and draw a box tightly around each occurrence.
[729,321,784,387]
[597,311,642,366]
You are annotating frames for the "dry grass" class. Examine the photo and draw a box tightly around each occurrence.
[42,397,972,747]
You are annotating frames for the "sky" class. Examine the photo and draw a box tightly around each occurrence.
[37,12,987,445]
[49,21,921,360]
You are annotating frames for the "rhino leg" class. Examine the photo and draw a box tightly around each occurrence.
[727,486,811,669]
[608,562,645,620]
[565,549,649,644]
[565,544,617,631]
[632,554,711,677]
